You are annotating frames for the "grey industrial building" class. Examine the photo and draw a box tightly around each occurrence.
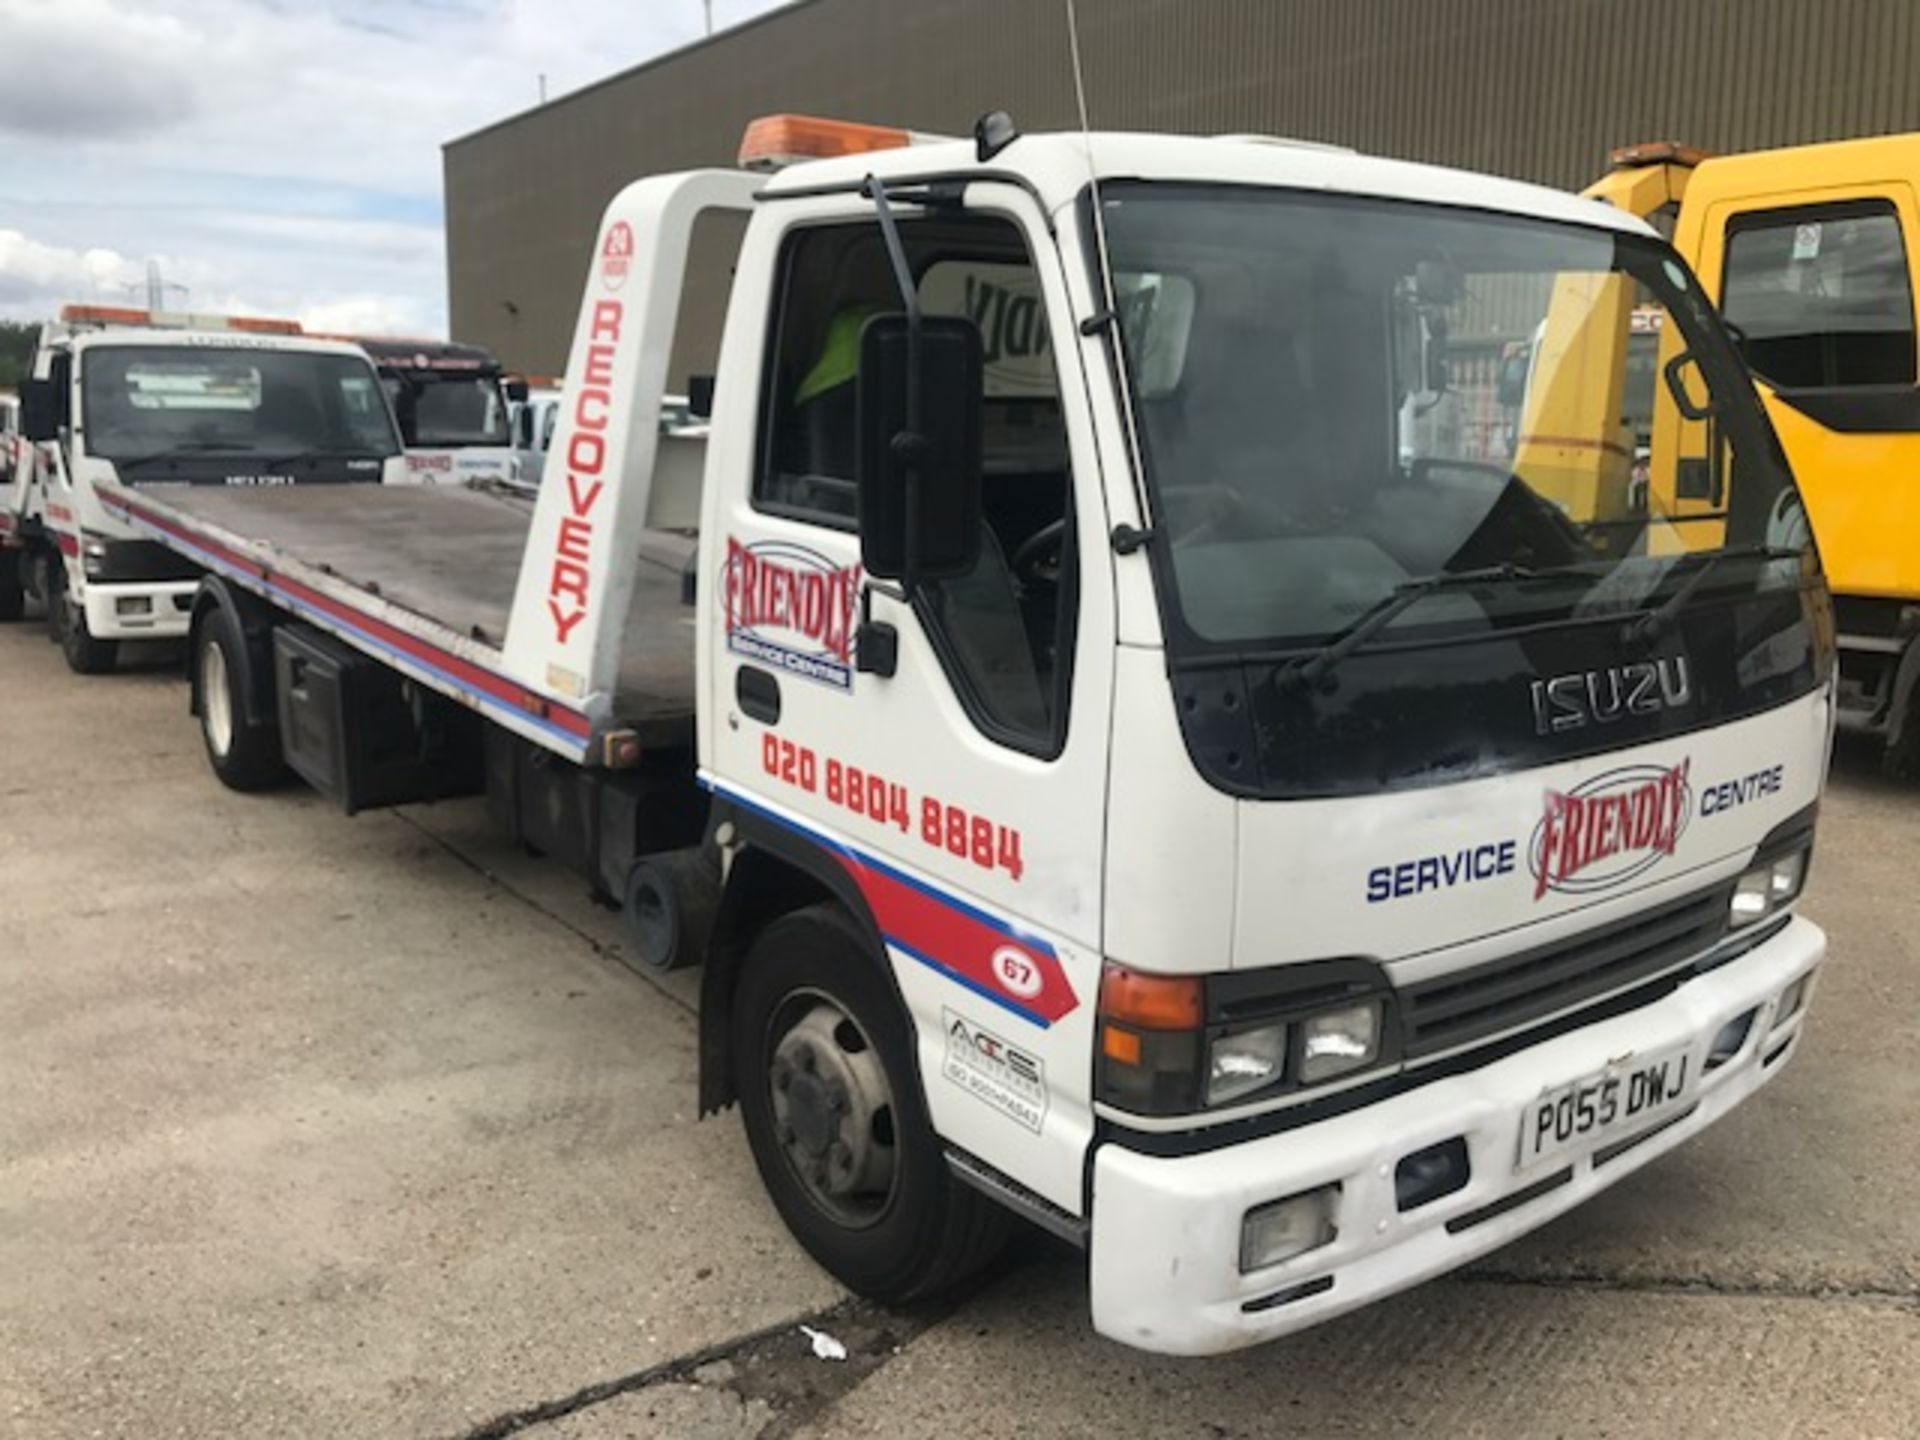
[443,0,1920,375]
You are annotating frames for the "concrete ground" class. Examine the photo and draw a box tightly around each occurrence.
[0,620,1913,1439]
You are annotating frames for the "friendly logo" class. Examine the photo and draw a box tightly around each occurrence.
[722,538,862,691]
[1530,760,1691,899]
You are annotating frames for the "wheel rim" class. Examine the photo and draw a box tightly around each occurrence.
[766,990,898,1229]
[200,639,234,758]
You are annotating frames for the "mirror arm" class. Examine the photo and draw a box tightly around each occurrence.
[864,173,926,594]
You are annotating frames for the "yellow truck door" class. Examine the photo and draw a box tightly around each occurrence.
[1681,177,1920,600]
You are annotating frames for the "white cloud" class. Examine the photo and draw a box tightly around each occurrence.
[299,294,434,337]
[0,0,793,333]
[0,231,141,309]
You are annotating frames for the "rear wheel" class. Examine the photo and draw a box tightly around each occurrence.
[731,905,1010,1303]
[54,569,116,674]
[0,550,22,622]
[194,607,285,790]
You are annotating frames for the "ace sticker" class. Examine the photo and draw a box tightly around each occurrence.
[943,1009,1047,1133]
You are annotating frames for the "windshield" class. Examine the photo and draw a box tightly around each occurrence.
[1100,185,1811,654]
[81,345,400,461]
[388,373,511,447]
[1097,185,1827,798]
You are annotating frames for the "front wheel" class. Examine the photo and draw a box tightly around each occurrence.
[731,905,1010,1303]
[55,574,117,674]
[193,607,285,790]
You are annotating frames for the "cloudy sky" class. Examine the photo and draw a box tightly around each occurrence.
[0,0,791,335]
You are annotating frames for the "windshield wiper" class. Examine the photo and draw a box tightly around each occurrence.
[113,441,249,467]
[1275,562,1542,694]
[1622,542,1806,647]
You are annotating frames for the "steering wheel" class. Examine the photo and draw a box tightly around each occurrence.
[1010,517,1069,587]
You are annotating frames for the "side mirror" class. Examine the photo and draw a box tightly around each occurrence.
[20,377,62,442]
[504,377,530,403]
[855,314,983,583]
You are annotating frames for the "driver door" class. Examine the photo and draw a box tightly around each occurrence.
[707,184,1113,1211]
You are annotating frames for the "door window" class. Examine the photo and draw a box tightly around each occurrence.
[755,216,1079,754]
[1722,201,1916,388]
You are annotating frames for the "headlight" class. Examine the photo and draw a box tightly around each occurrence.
[1768,850,1806,904]
[1097,960,1397,1117]
[1730,845,1809,928]
[1299,1000,1382,1083]
[1207,1022,1287,1106]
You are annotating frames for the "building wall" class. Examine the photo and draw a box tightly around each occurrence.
[444,0,1920,374]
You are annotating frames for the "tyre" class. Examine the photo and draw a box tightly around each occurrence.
[55,573,117,674]
[731,904,1011,1303]
[42,555,65,644]
[621,847,720,973]
[0,550,22,623]
[193,606,285,790]
[22,549,50,619]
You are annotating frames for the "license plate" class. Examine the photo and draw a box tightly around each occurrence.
[1517,1039,1699,1170]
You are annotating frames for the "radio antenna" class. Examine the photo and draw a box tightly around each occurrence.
[1064,0,1151,528]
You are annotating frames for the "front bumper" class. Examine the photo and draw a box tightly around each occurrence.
[82,580,197,639]
[1088,915,1824,1356]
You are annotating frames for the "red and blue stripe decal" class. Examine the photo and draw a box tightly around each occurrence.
[101,490,594,753]
[712,781,1078,1029]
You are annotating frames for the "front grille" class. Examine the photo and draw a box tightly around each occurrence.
[1399,883,1729,1059]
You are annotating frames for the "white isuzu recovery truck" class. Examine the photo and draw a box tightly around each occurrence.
[96,114,1832,1354]
[4,306,405,671]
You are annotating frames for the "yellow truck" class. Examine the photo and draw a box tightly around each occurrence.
[1583,136,1920,770]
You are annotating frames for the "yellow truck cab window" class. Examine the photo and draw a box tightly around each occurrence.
[1722,202,1916,389]
[755,217,1079,754]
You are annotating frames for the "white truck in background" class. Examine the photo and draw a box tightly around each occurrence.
[508,375,563,490]
[0,390,23,620]
[98,113,1831,1353]
[3,305,405,671]
[348,337,526,487]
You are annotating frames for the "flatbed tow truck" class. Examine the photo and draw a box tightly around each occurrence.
[4,306,405,671]
[97,113,1833,1354]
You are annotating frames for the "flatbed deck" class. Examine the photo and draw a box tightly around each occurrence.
[103,483,697,754]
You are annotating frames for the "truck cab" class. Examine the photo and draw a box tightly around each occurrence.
[666,119,1831,1352]
[1590,136,1920,765]
[354,337,526,487]
[5,307,404,671]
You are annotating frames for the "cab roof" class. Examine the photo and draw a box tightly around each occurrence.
[58,327,376,360]
[760,129,1654,239]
